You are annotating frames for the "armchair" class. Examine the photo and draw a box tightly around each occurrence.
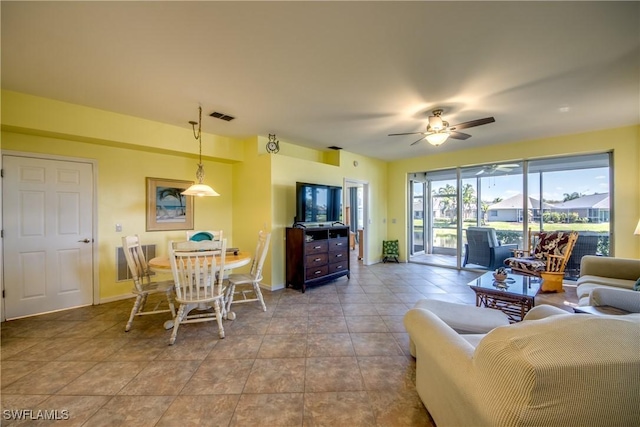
[504,229,578,276]
[463,227,517,270]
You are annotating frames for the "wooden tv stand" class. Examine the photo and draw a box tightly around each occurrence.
[285,225,350,292]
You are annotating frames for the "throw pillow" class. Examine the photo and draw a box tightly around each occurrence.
[634,277,640,291]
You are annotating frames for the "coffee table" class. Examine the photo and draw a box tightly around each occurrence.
[468,272,541,322]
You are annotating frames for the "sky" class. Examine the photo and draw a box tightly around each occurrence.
[478,168,609,203]
[419,167,609,203]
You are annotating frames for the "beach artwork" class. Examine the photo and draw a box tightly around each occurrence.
[146,178,194,231]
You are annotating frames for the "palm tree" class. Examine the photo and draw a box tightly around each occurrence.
[563,192,582,202]
[158,187,186,216]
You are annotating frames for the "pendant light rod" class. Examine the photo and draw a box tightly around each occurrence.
[182,106,220,197]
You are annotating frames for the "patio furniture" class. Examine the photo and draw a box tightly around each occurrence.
[564,233,600,278]
[463,227,518,270]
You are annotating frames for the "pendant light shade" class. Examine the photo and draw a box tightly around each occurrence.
[181,106,220,197]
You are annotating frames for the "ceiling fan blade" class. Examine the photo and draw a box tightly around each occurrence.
[449,117,495,131]
[448,131,472,140]
[475,169,486,176]
[388,131,427,137]
[410,136,427,146]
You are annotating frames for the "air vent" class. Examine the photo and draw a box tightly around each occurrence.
[209,112,235,122]
[116,244,157,281]
[328,146,343,150]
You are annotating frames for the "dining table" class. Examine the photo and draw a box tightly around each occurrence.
[148,250,252,328]
[148,250,252,273]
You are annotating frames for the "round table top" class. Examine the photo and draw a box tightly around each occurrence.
[148,251,252,272]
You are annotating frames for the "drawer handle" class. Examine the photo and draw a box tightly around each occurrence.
[314,270,322,275]
[335,254,342,257]
[336,265,343,269]
[314,258,321,262]
[336,243,343,246]
[314,245,322,249]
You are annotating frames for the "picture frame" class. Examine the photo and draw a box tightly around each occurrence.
[146,177,194,231]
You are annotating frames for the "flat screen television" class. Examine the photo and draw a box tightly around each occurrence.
[295,182,343,224]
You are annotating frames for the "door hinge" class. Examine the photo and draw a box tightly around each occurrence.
[2,290,4,299]
[1,229,3,238]
[1,168,3,178]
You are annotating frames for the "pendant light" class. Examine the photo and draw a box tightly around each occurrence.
[181,106,220,197]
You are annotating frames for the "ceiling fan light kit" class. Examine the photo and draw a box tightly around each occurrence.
[388,108,495,147]
[425,132,449,146]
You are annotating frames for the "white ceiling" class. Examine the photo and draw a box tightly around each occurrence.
[2,1,638,161]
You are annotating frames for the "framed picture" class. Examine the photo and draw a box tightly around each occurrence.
[146,177,194,231]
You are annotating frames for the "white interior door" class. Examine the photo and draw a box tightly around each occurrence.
[3,155,94,319]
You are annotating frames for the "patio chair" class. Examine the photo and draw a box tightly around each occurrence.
[504,229,579,277]
[463,227,518,270]
[564,233,600,279]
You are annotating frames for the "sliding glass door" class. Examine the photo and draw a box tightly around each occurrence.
[408,152,611,276]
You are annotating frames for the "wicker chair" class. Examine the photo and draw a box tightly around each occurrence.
[565,233,600,278]
[463,227,518,270]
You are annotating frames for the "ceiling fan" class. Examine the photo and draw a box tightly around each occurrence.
[476,163,520,175]
[388,109,495,147]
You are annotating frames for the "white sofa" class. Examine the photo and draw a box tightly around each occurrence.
[576,255,640,306]
[404,304,640,427]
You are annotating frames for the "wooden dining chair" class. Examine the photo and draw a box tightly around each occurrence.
[121,235,176,332]
[168,238,227,345]
[225,230,271,314]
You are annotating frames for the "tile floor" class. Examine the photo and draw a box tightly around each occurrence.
[1,252,578,426]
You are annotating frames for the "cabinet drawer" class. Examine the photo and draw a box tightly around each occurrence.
[328,250,347,262]
[306,265,329,280]
[305,240,328,255]
[306,253,328,267]
[328,238,348,251]
[329,261,347,274]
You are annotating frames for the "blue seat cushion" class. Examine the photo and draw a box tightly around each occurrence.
[189,232,214,241]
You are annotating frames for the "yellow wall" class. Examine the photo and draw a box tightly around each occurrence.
[231,136,273,285]
[2,90,243,163]
[388,125,640,258]
[1,132,234,301]
[2,90,638,306]
[270,149,388,288]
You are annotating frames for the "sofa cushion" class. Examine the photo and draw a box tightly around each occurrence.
[413,299,509,334]
[576,280,636,301]
[474,314,640,427]
[533,231,571,259]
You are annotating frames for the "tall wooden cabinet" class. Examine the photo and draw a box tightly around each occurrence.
[286,225,350,292]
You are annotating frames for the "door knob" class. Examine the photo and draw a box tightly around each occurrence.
[78,238,91,243]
